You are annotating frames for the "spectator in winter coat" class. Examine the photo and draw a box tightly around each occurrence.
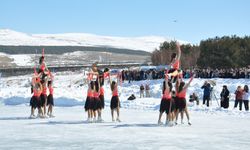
[189,92,199,105]
[234,86,243,110]
[145,84,150,97]
[201,81,212,107]
[220,85,230,109]
[140,84,145,98]
[242,85,249,111]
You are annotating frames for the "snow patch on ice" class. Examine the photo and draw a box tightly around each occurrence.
[3,96,29,105]
[54,97,84,107]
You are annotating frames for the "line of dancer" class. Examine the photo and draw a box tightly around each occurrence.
[84,64,121,123]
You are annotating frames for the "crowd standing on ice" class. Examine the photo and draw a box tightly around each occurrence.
[28,43,250,127]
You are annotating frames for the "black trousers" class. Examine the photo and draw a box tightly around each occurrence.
[203,95,210,107]
[243,100,249,111]
[221,98,229,109]
[234,99,243,110]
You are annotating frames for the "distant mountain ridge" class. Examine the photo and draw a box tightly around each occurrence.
[0,29,188,53]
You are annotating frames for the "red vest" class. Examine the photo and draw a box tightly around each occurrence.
[49,87,54,95]
[172,60,180,69]
[112,87,118,96]
[177,89,187,99]
[42,87,47,95]
[162,90,171,100]
[93,91,100,98]
[87,90,93,97]
[100,87,104,96]
[33,89,41,97]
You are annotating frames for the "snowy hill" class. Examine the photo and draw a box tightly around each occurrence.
[0,29,188,52]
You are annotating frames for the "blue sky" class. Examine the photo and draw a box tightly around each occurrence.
[0,0,249,44]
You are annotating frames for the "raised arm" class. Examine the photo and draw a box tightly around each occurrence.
[117,72,120,85]
[31,77,36,87]
[183,75,194,91]
[97,75,100,92]
[37,82,43,93]
[176,42,181,60]
[109,71,112,89]
[164,76,170,92]
[175,78,179,92]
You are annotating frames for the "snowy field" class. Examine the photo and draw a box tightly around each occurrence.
[1,71,250,149]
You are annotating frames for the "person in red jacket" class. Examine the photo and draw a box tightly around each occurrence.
[234,86,243,110]
[175,75,194,125]
[47,81,54,117]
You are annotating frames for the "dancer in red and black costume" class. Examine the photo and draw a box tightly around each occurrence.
[47,80,54,117]
[175,75,194,125]
[158,75,174,126]
[40,82,48,117]
[85,81,94,122]
[93,80,102,122]
[167,42,182,83]
[109,73,121,122]
[30,74,43,119]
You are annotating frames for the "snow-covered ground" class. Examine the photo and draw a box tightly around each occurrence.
[0,105,250,149]
[0,71,250,149]
[0,29,188,52]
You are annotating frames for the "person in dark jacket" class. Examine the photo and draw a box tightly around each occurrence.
[189,92,199,105]
[201,81,212,107]
[220,85,230,109]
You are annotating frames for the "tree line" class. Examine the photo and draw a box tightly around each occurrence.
[151,36,250,69]
[151,41,200,69]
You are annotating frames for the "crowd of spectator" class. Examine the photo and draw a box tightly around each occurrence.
[184,67,250,79]
[120,67,250,82]
[121,70,164,82]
